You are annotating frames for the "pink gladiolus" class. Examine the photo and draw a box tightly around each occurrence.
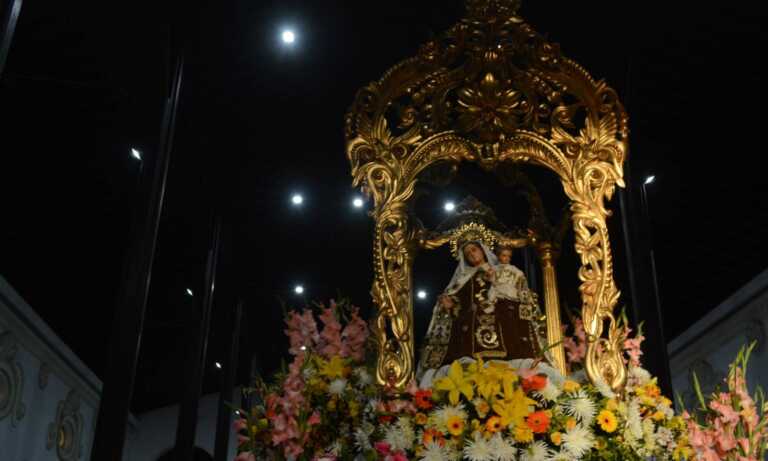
[318,307,343,358]
[710,397,740,425]
[341,307,369,361]
[563,318,586,364]
[285,309,320,355]
[623,326,645,367]
[233,417,248,432]
[738,437,751,453]
[237,434,250,447]
[308,411,321,426]
[388,452,408,461]
[235,452,256,461]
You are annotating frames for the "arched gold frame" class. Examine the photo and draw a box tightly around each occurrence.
[345,0,629,391]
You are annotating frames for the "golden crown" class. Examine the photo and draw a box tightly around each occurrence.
[449,222,498,259]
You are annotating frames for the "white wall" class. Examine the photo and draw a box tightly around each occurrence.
[668,268,768,410]
[0,275,240,461]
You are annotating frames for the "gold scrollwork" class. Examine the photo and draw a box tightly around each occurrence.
[346,0,629,391]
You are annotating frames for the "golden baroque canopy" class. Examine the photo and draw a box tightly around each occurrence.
[345,0,630,391]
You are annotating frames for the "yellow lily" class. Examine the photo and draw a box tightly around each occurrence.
[434,361,474,405]
[492,387,536,428]
[318,355,347,379]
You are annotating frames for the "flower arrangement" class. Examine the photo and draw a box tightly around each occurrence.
[233,301,768,461]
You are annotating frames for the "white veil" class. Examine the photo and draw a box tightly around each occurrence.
[442,241,498,296]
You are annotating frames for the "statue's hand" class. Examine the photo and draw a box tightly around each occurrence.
[483,266,496,282]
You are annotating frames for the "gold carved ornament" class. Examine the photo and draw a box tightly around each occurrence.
[345,0,629,391]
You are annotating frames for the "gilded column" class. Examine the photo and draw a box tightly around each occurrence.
[536,242,567,376]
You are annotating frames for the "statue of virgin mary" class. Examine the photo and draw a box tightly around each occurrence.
[417,221,550,384]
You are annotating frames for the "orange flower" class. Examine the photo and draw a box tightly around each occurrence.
[526,410,550,433]
[565,417,577,430]
[422,428,445,447]
[415,412,428,425]
[414,389,434,410]
[485,416,503,433]
[522,374,548,393]
[550,431,562,446]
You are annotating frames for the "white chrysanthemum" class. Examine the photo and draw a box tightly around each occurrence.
[536,380,562,402]
[429,404,467,433]
[353,427,372,452]
[562,425,595,459]
[548,450,571,461]
[463,434,494,461]
[384,417,415,452]
[325,440,342,456]
[629,366,651,385]
[420,442,456,461]
[520,440,551,461]
[488,433,517,461]
[328,378,347,396]
[562,390,596,425]
[355,368,373,386]
[593,377,616,399]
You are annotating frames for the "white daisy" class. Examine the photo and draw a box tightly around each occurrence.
[384,417,415,452]
[520,440,551,461]
[593,377,616,399]
[420,442,455,461]
[463,434,493,461]
[562,390,596,425]
[328,378,347,396]
[562,425,595,459]
[488,433,517,461]
[536,380,562,402]
[429,403,467,433]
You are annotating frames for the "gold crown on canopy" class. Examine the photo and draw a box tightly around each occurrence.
[449,222,498,260]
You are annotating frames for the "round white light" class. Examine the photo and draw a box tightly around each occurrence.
[300,345,307,351]
[294,285,304,295]
[353,197,364,208]
[131,148,142,160]
[186,288,194,296]
[291,194,303,205]
[282,29,296,44]
[417,290,427,300]
[215,362,222,369]
[644,175,656,185]
[444,201,456,212]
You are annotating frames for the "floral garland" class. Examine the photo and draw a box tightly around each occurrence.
[233,300,768,461]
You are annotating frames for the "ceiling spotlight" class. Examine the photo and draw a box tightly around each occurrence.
[186,288,194,297]
[300,345,307,351]
[444,201,456,212]
[281,29,296,44]
[215,362,222,369]
[417,290,427,300]
[294,285,304,295]
[352,197,364,208]
[291,193,304,205]
[644,175,656,185]
[130,148,142,160]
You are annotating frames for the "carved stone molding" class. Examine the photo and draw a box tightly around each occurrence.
[0,331,26,427]
[745,318,765,355]
[47,390,84,460]
[39,362,50,390]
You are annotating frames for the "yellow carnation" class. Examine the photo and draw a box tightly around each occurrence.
[562,380,581,393]
[513,424,534,443]
[550,431,562,446]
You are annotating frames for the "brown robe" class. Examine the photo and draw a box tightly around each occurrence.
[419,268,545,370]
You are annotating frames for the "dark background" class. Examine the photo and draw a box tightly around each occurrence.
[2,0,767,413]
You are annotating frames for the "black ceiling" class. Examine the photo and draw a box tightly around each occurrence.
[2,0,767,412]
